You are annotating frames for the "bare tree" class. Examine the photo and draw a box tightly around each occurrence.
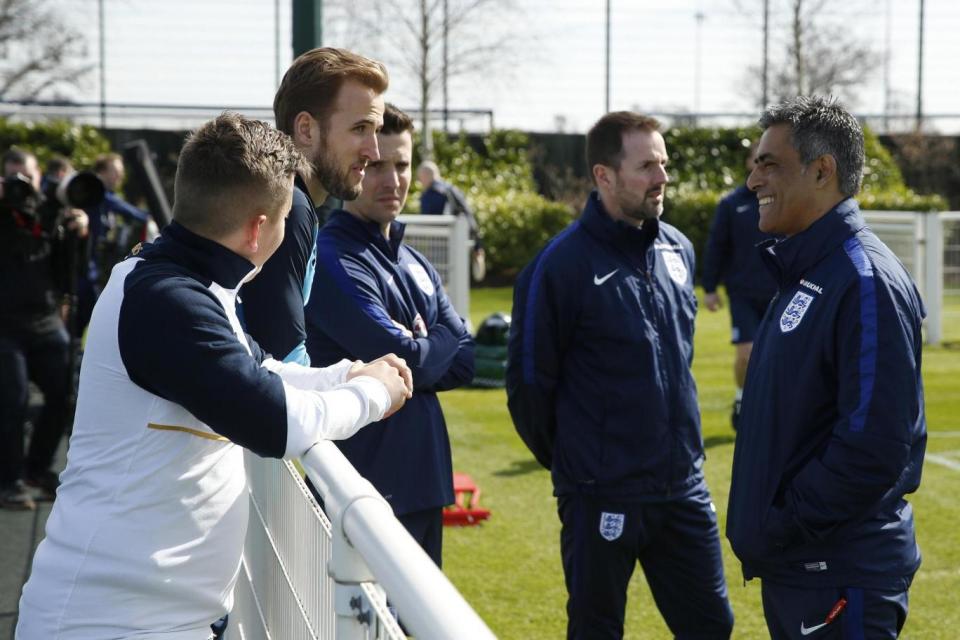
[327,0,523,158]
[736,0,880,107]
[0,0,92,100]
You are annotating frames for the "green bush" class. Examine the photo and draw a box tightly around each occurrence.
[661,189,727,271]
[0,118,111,169]
[412,124,945,282]
[663,127,759,191]
[662,125,911,195]
[407,129,568,279]
[858,187,945,211]
[664,186,945,279]
[474,191,575,278]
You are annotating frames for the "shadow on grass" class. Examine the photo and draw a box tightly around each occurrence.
[704,434,736,449]
[493,458,545,477]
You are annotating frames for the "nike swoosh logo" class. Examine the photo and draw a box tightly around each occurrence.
[800,621,828,636]
[593,269,618,285]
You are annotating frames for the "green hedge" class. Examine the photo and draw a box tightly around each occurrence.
[664,187,945,279]
[474,190,575,278]
[0,118,111,169]
[408,129,564,279]
[409,125,947,281]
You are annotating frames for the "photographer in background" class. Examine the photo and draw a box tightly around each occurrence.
[79,153,150,333]
[0,148,89,510]
[42,155,74,191]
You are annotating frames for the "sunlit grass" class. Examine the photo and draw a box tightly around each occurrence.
[440,286,960,639]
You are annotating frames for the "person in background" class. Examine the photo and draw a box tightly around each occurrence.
[701,142,777,429]
[241,47,388,364]
[306,104,474,567]
[0,149,87,510]
[417,161,485,282]
[727,96,927,639]
[79,153,151,333]
[42,154,74,191]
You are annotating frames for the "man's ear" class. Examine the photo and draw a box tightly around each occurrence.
[245,213,268,253]
[293,111,319,147]
[814,154,837,188]
[593,164,614,189]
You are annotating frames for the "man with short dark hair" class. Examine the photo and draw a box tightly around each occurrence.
[17,113,412,638]
[727,96,927,639]
[306,104,474,566]
[241,47,389,365]
[702,143,777,429]
[42,154,73,189]
[507,111,734,639]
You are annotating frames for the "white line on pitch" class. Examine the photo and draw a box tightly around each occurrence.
[926,453,960,472]
[929,431,960,438]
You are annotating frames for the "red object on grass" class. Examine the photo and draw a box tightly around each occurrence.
[442,472,491,526]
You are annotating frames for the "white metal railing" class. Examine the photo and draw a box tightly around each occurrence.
[862,210,956,344]
[398,213,471,323]
[229,443,496,640]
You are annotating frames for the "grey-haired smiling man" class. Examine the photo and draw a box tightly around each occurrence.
[727,96,927,639]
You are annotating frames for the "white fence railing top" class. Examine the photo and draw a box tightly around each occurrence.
[302,441,497,640]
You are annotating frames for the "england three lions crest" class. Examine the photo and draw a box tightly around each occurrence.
[599,512,625,541]
[661,251,688,286]
[780,291,815,333]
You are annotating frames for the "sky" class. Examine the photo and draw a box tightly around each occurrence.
[41,0,960,133]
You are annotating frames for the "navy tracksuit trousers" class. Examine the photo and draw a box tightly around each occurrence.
[761,582,908,639]
[558,486,734,639]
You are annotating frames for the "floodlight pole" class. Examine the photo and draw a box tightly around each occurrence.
[293,0,323,57]
[916,0,925,131]
[443,0,449,132]
[98,0,106,129]
[605,0,611,113]
[761,0,769,108]
[694,10,705,121]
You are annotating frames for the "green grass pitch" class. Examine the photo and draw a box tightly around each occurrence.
[440,287,960,639]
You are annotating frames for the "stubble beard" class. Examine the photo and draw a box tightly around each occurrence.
[311,141,362,201]
[619,190,663,223]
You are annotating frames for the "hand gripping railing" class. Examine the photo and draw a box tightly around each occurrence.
[301,440,497,640]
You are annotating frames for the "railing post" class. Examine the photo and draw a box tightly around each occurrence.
[451,213,471,322]
[924,211,944,344]
[330,499,378,639]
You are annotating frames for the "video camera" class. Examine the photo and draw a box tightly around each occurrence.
[1,170,106,240]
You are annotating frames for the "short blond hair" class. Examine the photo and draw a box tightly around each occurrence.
[173,112,307,237]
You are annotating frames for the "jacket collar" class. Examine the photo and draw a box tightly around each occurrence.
[579,190,660,255]
[759,198,866,286]
[326,208,407,259]
[152,221,256,289]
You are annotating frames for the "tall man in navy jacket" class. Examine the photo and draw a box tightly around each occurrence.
[702,144,777,428]
[306,104,474,565]
[507,112,734,639]
[727,96,927,639]
[242,48,388,364]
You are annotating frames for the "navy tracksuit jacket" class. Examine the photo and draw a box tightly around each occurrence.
[506,191,705,499]
[305,210,474,515]
[242,176,326,364]
[727,199,927,591]
[701,184,777,300]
